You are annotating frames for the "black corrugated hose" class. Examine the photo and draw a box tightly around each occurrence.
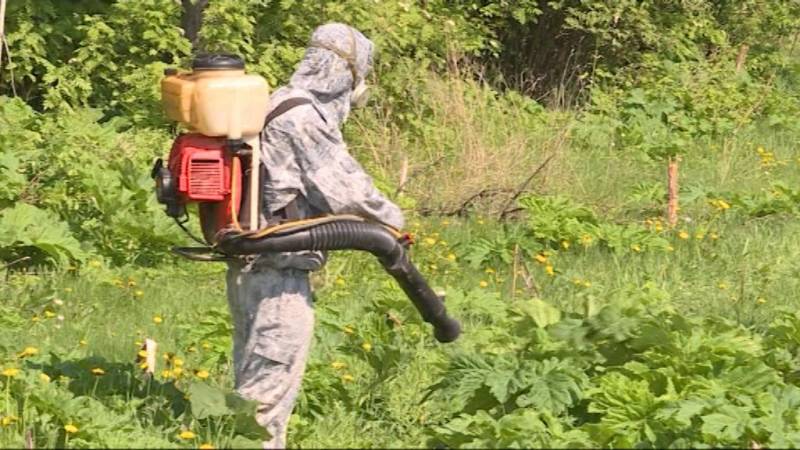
[217,220,461,343]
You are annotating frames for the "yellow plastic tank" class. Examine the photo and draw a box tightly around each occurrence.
[161,54,270,139]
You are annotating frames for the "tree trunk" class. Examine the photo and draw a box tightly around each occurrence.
[667,156,680,227]
[0,0,7,65]
[181,0,210,52]
[735,43,749,73]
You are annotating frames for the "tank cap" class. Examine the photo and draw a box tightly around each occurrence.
[192,53,245,71]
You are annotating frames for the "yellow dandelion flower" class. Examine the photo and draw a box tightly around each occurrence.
[178,430,196,440]
[361,342,372,352]
[447,253,456,262]
[424,237,437,246]
[39,373,51,383]
[44,311,56,318]
[88,260,102,268]
[631,244,641,253]
[18,346,39,358]
[718,282,728,290]
[654,222,664,232]
[545,265,555,276]
[479,280,489,288]
[335,277,345,287]
[678,230,690,240]
[195,370,210,380]
[134,290,144,298]
[153,315,163,324]
[187,346,197,353]
[342,374,354,382]
[79,339,88,347]
[534,254,548,264]
[1,415,17,426]
[64,424,79,434]
[173,367,183,377]
[572,278,583,286]
[580,234,593,247]
[31,316,40,323]
[2,368,20,378]
[428,264,438,271]
[138,350,148,358]
[161,370,173,379]
[173,358,184,367]
[199,444,215,450]
[561,240,570,249]
[583,281,592,288]
[90,368,105,376]
[757,297,767,304]
[331,361,347,370]
[695,232,705,240]
[342,325,354,335]
[666,245,675,252]
[484,267,495,274]
[139,361,148,370]
[201,341,211,350]
[710,232,719,240]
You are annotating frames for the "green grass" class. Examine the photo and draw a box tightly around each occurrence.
[3,204,800,447]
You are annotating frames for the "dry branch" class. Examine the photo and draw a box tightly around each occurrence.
[498,153,556,220]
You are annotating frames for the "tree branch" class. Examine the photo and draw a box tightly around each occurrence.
[498,153,555,221]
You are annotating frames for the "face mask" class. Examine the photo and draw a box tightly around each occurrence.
[350,80,370,108]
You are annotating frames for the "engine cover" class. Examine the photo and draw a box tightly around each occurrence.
[168,134,231,201]
[153,133,242,244]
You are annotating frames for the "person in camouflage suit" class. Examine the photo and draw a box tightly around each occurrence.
[225,23,404,449]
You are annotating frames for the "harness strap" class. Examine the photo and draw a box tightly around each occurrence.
[263,97,313,128]
[261,97,314,224]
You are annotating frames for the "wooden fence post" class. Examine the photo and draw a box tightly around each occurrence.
[667,156,680,227]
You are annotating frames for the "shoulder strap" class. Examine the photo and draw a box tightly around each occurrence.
[263,97,313,128]
[260,97,313,225]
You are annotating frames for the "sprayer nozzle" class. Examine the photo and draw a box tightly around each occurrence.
[434,317,462,343]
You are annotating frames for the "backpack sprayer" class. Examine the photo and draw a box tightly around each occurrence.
[151,54,461,343]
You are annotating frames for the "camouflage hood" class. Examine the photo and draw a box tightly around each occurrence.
[283,23,374,126]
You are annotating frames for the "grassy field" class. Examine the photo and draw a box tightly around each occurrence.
[2,114,800,447]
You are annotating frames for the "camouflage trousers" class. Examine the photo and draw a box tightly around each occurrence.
[225,262,315,449]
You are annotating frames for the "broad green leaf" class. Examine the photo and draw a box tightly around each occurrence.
[518,298,561,328]
[188,382,231,419]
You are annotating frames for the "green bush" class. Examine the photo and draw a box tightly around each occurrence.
[0,96,182,267]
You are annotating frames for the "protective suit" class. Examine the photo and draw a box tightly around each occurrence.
[225,23,404,448]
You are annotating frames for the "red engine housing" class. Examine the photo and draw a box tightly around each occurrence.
[168,134,232,201]
[165,134,242,243]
